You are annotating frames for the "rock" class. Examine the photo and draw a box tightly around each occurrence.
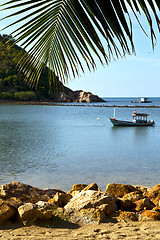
[79,204,113,223]
[63,190,117,223]
[67,184,87,196]
[106,183,137,198]
[18,201,55,225]
[118,198,136,211]
[6,197,23,209]
[135,198,155,212]
[0,182,61,203]
[56,203,114,224]
[65,190,117,212]
[82,183,99,191]
[18,203,40,225]
[73,91,105,103]
[122,191,143,202]
[140,208,160,220]
[0,199,16,222]
[54,92,73,102]
[35,201,54,221]
[134,185,153,195]
[67,183,99,197]
[54,90,105,103]
[35,201,55,210]
[118,211,138,221]
[70,184,88,191]
[48,192,72,207]
[145,184,160,206]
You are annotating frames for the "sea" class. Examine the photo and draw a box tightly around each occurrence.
[0,97,160,192]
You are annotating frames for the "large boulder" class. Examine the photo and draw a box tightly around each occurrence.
[18,201,55,225]
[63,190,117,224]
[135,198,155,212]
[140,207,160,221]
[0,199,16,222]
[65,190,117,211]
[145,184,160,206]
[106,183,137,198]
[0,182,63,203]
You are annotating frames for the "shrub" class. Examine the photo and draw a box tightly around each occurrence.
[0,92,13,100]
[14,91,37,101]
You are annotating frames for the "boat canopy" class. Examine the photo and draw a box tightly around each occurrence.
[132,109,149,117]
[134,113,149,116]
[132,109,149,121]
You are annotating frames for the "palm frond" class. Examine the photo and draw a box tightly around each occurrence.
[0,0,160,87]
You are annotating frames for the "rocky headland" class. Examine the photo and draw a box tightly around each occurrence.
[54,89,105,103]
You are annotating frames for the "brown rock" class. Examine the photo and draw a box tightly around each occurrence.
[118,198,136,211]
[18,201,55,225]
[135,198,155,212]
[82,183,99,191]
[71,184,88,191]
[141,209,160,220]
[122,191,143,202]
[0,182,60,203]
[64,190,117,212]
[106,183,137,198]
[48,192,72,207]
[73,91,105,103]
[54,90,105,103]
[59,203,114,224]
[80,204,112,223]
[18,203,40,225]
[118,211,138,221]
[145,184,160,206]
[62,190,117,224]
[134,185,152,195]
[67,184,87,196]
[0,199,16,222]
[6,197,23,209]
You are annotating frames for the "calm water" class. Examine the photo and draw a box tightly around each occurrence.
[0,98,160,191]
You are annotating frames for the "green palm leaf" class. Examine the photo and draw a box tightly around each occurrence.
[0,0,160,87]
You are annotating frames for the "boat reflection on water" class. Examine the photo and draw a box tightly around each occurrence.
[109,108,155,127]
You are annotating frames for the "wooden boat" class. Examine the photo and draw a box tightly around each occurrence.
[109,109,155,126]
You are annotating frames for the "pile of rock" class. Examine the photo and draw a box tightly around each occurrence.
[54,90,105,103]
[0,182,160,226]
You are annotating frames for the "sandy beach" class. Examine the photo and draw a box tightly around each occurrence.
[1,219,160,239]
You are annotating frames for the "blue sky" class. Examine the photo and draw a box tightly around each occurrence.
[67,15,160,97]
[0,2,160,97]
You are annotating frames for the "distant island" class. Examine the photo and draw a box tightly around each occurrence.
[0,34,104,103]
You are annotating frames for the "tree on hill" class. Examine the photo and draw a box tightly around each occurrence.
[0,1,160,89]
[0,34,67,100]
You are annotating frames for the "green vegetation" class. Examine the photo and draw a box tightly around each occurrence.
[0,34,67,101]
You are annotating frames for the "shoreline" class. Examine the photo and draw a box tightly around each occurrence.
[0,100,160,108]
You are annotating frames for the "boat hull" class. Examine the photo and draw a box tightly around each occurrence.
[109,118,154,126]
